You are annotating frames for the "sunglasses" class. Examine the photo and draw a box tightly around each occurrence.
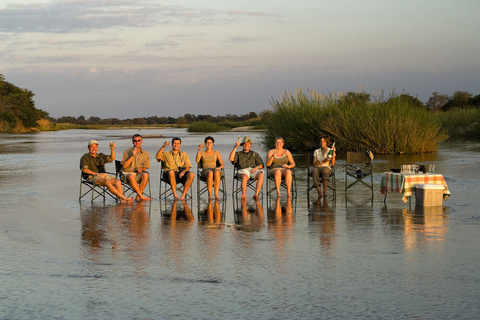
[133,139,142,142]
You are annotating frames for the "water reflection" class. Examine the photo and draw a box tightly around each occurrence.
[381,205,449,251]
[233,198,265,232]
[197,199,226,226]
[309,198,336,252]
[80,202,151,253]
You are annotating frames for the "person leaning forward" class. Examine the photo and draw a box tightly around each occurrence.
[155,137,195,200]
[80,139,133,203]
[229,137,264,200]
[120,134,153,201]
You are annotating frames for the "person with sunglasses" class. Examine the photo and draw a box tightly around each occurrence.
[120,134,153,201]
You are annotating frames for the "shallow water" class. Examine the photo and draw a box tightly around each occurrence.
[1,129,479,319]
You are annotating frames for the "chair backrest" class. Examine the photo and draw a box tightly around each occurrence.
[346,152,371,165]
[115,160,123,174]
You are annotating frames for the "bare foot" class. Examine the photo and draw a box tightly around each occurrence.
[253,194,259,201]
[276,191,281,197]
[121,197,133,203]
[139,196,153,201]
[241,194,247,200]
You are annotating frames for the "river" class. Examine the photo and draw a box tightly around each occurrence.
[1,128,479,319]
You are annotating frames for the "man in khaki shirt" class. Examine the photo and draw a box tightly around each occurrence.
[121,134,153,201]
[156,137,194,200]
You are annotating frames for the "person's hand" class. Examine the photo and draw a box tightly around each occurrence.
[132,147,138,156]
[235,140,241,148]
[251,166,258,174]
[198,143,204,151]
[163,140,169,148]
[109,142,116,150]
[179,170,185,178]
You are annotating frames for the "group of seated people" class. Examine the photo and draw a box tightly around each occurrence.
[80,134,336,202]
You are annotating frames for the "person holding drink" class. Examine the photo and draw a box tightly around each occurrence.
[310,135,336,199]
[266,136,296,197]
[80,139,133,203]
[120,134,153,201]
[196,136,225,200]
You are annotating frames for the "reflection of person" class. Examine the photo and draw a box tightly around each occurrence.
[235,198,264,231]
[200,199,223,225]
[156,137,195,200]
[266,137,296,197]
[80,140,133,203]
[195,136,224,200]
[310,136,336,199]
[121,134,153,201]
[229,137,264,200]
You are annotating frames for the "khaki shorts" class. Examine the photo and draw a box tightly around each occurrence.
[88,173,116,184]
[121,172,143,183]
[238,168,264,180]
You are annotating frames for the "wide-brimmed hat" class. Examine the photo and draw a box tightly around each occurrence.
[241,137,252,145]
[88,140,98,146]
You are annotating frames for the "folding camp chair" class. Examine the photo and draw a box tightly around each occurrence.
[307,165,336,205]
[158,160,192,201]
[115,160,151,199]
[231,167,263,199]
[266,167,297,197]
[79,168,116,202]
[345,151,373,192]
[196,161,227,200]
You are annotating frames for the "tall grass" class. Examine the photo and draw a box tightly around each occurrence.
[435,107,480,138]
[263,88,448,154]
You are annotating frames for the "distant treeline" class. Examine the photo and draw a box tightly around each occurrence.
[51,111,261,126]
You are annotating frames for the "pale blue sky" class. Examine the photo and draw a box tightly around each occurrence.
[1,0,479,118]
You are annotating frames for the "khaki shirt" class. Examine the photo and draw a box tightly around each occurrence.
[121,148,151,172]
[157,150,192,171]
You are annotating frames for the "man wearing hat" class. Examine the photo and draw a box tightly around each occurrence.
[229,137,264,200]
[80,140,133,203]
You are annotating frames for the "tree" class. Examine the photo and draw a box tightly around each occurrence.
[442,91,473,111]
[427,92,449,112]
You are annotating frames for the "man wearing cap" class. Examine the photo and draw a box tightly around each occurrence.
[120,134,153,201]
[80,140,133,203]
[229,137,264,200]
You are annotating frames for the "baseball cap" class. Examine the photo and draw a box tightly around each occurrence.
[88,140,98,146]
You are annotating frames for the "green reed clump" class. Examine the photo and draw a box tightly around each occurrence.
[435,107,480,138]
[188,121,226,132]
[263,88,448,154]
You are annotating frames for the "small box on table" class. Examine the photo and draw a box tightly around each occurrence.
[415,184,444,207]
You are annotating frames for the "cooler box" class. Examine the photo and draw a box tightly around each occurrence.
[415,184,444,207]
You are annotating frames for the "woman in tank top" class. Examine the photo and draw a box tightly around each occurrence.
[196,136,224,200]
[266,137,296,197]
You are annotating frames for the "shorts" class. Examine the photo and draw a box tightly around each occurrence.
[238,167,264,180]
[268,167,288,178]
[88,173,116,184]
[200,168,220,181]
[121,172,144,184]
[163,170,188,184]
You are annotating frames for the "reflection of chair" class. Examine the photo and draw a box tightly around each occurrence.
[158,161,192,201]
[115,160,151,198]
[307,165,336,204]
[345,151,373,192]
[231,167,263,198]
[196,161,227,199]
[266,167,296,197]
[79,168,116,202]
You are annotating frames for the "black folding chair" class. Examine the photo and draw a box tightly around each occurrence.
[115,160,151,199]
[196,161,227,200]
[307,165,336,205]
[158,161,192,201]
[231,167,263,199]
[345,151,373,192]
[266,167,297,197]
[79,166,116,202]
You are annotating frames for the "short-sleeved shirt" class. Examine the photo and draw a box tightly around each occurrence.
[157,150,192,171]
[313,147,334,168]
[232,150,263,169]
[121,148,150,173]
[80,153,112,179]
[199,150,220,169]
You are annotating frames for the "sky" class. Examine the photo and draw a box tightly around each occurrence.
[1,0,479,119]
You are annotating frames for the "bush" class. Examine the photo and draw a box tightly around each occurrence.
[188,121,226,133]
[263,89,448,154]
[435,107,480,138]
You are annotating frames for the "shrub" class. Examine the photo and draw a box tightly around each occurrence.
[435,107,480,138]
[188,121,226,133]
[263,88,448,154]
